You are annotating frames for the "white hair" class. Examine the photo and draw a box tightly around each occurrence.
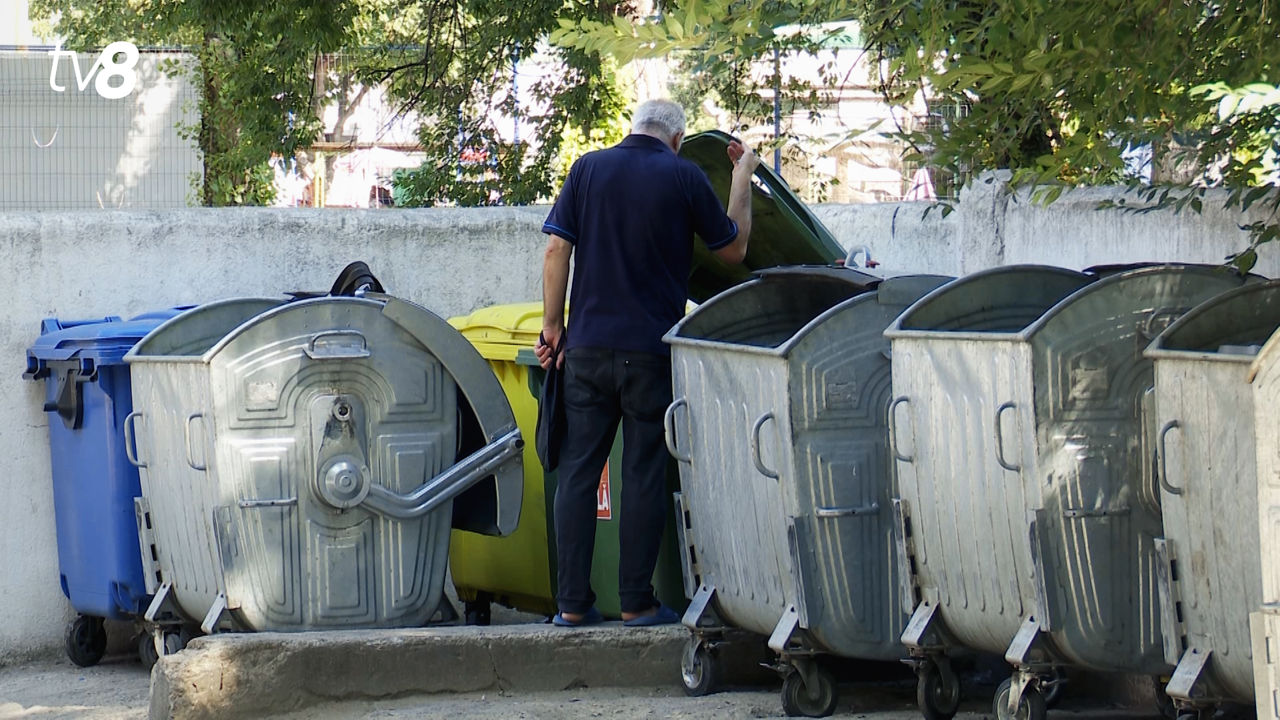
[631,99,686,141]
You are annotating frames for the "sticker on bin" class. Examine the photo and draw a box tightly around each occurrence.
[597,464,612,520]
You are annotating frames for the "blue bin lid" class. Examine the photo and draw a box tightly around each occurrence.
[26,307,192,371]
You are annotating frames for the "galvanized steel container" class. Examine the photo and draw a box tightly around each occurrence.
[664,266,949,712]
[886,264,1247,716]
[1248,286,1280,720]
[125,294,522,634]
[1147,280,1280,713]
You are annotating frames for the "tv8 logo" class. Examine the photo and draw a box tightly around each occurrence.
[48,41,140,100]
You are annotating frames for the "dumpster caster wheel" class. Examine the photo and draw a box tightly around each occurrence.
[781,665,837,717]
[162,631,186,656]
[464,600,491,626]
[137,633,159,670]
[680,637,720,697]
[65,615,107,667]
[916,658,960,720]
[995,677,1047,720]
[1042,667,1066,708]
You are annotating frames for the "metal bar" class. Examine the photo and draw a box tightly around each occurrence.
[238,498,298,508]
[750,411,779,479]
[888,396,913,462]
[993,401,1021,472]
[815,502,879,518]
[664,397,692,463]
[124,411,145,468]
[1158,419,1183,495]
[361,427,522,520]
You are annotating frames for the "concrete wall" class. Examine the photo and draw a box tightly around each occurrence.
[2,175,1277,661]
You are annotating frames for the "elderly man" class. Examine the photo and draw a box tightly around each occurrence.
[536,99,759,626]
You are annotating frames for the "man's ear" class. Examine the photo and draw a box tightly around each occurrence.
[672,131,684,153]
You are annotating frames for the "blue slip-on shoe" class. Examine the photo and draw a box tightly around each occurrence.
[552,607,604,627]
[622,605,680,627]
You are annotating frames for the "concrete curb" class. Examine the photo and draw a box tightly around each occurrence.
[148,623,688,719]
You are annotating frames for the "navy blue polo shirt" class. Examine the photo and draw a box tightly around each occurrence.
[543,134,738,355]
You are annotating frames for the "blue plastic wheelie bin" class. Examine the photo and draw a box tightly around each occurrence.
[24,309,187,667]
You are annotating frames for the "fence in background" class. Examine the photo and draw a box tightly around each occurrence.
[0,48,199,210]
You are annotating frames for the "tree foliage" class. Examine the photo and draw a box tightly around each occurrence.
[31,0,633,206]
[554,0,851,159]
[558,0,1280,265]
[32,0,355,205]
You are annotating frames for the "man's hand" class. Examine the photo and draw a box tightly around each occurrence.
[536,326,565,370]
[727,140,760,175]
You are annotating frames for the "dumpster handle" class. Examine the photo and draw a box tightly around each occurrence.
[1141,307,1187,339]
[751,412,780,480]
[305,330,371,359]
[185,413,207,472]
[1158,420,1183,496]
[663,397,692,463]
[888,396,912,463]
[124,411,146,468]
[994,401,1021,472]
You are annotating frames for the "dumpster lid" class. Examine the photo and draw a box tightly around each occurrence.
[448,302,546,362]
[1150,278,1280,358]
[679,130,846,302]
[888,265,1094,335]
[752,264,881,288]
[26,307,191,367]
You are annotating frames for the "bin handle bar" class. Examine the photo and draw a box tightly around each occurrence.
[185,413,207,472]
[1142,306,1188,340]
[994,401,1021,472]
[816,502,879,518]
[751,412,780,480]
[888,396,912,463]
[305,330,371,360]
[360,427,523,520]
[124,411,146,468]
[1158,420,1183,496]
[663,397,692,463]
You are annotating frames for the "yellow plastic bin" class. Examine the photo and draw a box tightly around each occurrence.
[448,302,686,622]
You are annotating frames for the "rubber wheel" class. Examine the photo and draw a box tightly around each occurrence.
[1042,666,1066,708]
[780,666,838,718]
[137,633,159,670]
[680,637,720,697]
[65,615,107,667]
[994,677,1048,720]
[464,600,491,626]
[1152,676,1177,720]
[917,658,961,720]
[162,631,185,656]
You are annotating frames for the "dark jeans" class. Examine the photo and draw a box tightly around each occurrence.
[554,346,672,615]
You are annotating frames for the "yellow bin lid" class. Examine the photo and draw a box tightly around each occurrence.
[449,302,555,362]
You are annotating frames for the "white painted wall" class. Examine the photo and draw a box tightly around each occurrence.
[1,175,1276,661]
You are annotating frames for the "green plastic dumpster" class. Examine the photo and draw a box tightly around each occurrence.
[447,303,685,621]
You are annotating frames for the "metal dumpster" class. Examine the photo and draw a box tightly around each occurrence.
[1248,289,1280,720]
[1147,280,1280,717]
[24,308,187,667]
[124,293,523,638]
[886,264,1248,720]
[665,266,950,717]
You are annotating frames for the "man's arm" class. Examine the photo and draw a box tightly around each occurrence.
[714,140,760,265]
[536,233,573,370]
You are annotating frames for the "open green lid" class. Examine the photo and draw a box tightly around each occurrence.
[679,130,846,302]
